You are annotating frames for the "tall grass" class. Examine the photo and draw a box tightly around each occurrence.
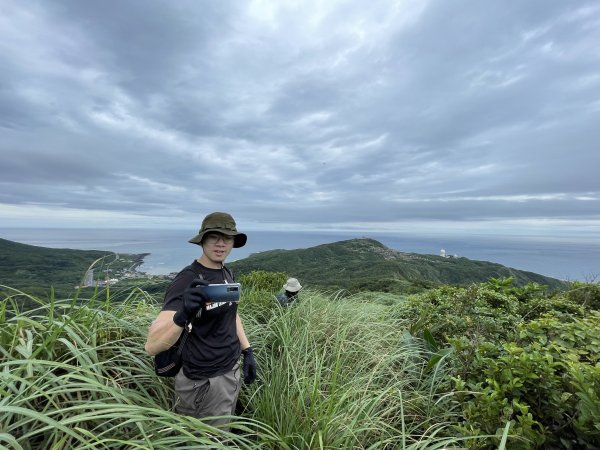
[1,285,491,449]
[239,289,473,449]
[0,286,280,449]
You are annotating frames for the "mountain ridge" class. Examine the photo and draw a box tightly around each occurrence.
[229,238,566,293]
[0,236,567,297]
[0,237,146,296]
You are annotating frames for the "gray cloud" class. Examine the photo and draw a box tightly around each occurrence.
[0,0,599,236]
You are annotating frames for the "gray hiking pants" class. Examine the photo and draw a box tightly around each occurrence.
[174,362,241,427]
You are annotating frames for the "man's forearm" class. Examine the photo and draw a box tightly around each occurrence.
[236,314,251,350]
[145,311,184,356]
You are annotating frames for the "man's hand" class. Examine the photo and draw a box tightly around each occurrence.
[173,279,210,327]
[242,347,257,384]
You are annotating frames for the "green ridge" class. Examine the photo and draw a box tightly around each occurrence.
[0,237,146,297]
[230,238,566,293]
[1,236,566,298]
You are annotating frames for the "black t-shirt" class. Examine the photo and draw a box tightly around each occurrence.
[162,260,240,379]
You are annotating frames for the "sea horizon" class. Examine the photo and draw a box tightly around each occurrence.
[1,227,598,282]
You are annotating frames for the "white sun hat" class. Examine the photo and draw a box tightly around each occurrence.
[283,278,302,292]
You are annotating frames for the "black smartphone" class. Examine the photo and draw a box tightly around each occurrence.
[200,283,241,302]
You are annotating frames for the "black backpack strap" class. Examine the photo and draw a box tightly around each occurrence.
[182,263,205,280]
[176,323,192,357]
[182,261,233,282]
[223,265,235,283]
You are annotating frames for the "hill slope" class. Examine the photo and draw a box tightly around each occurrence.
[0,238,145,296]
[229,238,566,293]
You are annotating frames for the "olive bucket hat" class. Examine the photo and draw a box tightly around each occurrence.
[188,212,247,248]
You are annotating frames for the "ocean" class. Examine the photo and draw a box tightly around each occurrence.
[1,228,598,281]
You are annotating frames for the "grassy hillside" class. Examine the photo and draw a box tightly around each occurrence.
[230,238,566,293]
[0,237,146,298]
[2,275,598,449]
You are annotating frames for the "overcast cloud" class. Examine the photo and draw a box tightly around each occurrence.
[1,0,599,239]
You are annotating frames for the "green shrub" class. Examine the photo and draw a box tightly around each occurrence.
[400,284,521,345]
[397,280,600,449]
[454,312,600,449]
[518,312,600,364]
[236,271,289,323]
[238,270,288,292]
[485,277,587,320]
[486,277,552,300]
[454,375,546,450]
[568,362,600,446]
[517,293,585,320]
[566,281,600,310]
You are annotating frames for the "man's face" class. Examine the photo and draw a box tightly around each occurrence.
[201,232,234,264]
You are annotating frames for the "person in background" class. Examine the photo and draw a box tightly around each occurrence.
[277,277,302,306]
[144,212,257,427]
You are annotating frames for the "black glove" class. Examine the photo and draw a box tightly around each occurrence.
[242,347,257,384]
[173,279,210,327]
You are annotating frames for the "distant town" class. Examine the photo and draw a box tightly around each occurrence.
[77,253,177,288]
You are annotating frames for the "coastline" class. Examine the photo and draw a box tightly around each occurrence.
[1,227,597,281]
[128,252,150,273]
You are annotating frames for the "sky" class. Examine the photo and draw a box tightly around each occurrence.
[1,0,599,241]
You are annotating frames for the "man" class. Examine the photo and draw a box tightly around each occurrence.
[145,212,257,426]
